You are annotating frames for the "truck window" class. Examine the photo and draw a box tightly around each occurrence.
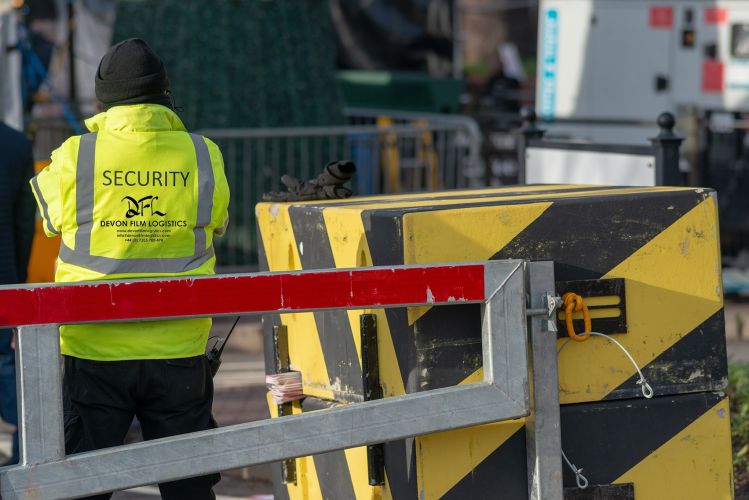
[732,24,749,58]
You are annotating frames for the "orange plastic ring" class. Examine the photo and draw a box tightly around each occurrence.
[562,292,591,342]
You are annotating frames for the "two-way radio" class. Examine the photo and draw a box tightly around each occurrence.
[206,316,241,377]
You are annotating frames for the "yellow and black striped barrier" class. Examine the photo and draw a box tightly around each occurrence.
[257,185,731,499]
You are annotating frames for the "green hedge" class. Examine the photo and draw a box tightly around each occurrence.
[113,0,345,265]
[113,0,343,130]
[729,362,749,493]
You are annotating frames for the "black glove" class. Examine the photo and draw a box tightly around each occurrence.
[263,160,356,202]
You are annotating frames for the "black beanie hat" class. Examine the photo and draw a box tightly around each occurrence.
[95,38,173,110]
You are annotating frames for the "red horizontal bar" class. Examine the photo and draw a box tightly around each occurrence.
[0,265,486,328]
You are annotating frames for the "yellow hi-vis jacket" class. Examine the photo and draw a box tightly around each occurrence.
[30,104,230,361]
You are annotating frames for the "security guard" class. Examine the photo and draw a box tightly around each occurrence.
[30,39,229,500]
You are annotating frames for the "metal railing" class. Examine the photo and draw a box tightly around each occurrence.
[27,118,80,163]
[701,111,749,261]
[0,260,562,500]
[27,113,484,266]
[200,118,482,265]
[343,106,485,185]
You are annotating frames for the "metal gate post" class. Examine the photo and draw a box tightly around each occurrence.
[15,325,65,465]
[526,262,563,500]
[650,112,683,186]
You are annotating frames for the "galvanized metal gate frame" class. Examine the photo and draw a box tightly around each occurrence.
[0,261,562,500]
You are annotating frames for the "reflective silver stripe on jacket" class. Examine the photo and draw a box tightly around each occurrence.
[31,176,60,235]
[74,132,97,254]
[61,132,216,274]
[190,133,215,255]
[58,243,215,275]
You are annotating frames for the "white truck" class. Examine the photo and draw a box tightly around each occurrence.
[532,0,749,280]
[536,0,749,144]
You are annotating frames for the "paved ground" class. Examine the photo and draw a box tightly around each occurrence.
[4,304,749,498]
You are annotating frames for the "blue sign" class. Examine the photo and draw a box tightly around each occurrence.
[539,9,559,119]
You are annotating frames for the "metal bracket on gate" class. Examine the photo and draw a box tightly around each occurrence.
[526,291,562,333]
[555,278,628,338]
[361,314,385,486]
[273,325,297,485]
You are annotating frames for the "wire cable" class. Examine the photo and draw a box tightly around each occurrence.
[558,329,654,489]
[561,450,589,489]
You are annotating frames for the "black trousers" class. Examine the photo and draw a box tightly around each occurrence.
[63,355,220,500]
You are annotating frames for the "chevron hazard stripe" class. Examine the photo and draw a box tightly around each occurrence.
[561,392,732,499]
